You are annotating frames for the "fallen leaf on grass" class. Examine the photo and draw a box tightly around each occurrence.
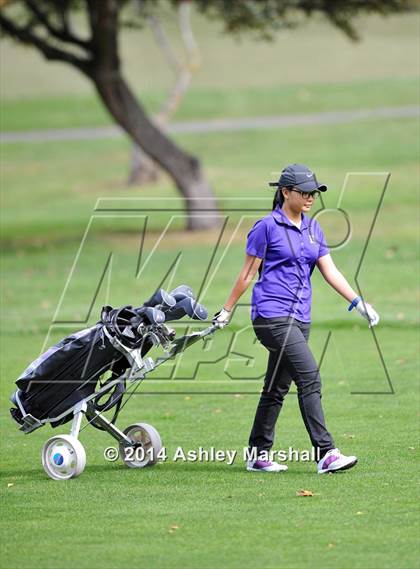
[385,247,397,259]
[169,524,180,533]
[7,483,13,488]
[356,511,363,515]
[296,489,314,497]
[327,543,335,549]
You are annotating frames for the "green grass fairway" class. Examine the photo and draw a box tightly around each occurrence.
[0,339,418,569]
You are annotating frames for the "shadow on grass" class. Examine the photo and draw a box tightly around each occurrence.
[1,460,357,483]
[97,461,324,476]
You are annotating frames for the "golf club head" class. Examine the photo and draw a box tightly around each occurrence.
[169,285,195,302]
[164,297,208,322]
[142,289,176,310]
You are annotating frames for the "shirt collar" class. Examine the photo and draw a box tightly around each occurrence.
[271,205,309,230]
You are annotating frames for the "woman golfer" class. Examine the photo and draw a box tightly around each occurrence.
[213,163,379,474]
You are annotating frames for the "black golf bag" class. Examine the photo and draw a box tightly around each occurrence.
[10,305,153,428]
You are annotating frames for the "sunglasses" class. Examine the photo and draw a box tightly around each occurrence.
[289,189,321,200]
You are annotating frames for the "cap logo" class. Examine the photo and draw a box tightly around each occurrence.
[306,172,313,177]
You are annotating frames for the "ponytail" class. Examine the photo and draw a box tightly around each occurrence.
[272,187,285,210]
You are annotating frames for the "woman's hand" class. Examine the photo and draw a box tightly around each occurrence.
[317,254,379,327]
[212,308,232,328]
[351,298,380,327]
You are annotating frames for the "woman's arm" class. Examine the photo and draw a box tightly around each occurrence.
[316,254,358,302]
[316,253,380,326]
[223,254,263,310]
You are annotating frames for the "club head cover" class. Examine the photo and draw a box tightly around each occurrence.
[164,297,208,321]
[143,289,176,310]
[169,285,195,302]
[189,299,208,320]
[135,306,166,325]
[163,301,188,322]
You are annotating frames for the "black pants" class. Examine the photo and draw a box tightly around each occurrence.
[248,316,335,458]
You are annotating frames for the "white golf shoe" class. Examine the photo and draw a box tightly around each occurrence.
[246,459,288,472]
[317,448,358,474]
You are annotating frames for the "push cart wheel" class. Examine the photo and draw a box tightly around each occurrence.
[119,423,162,468]
[41,435,86,480]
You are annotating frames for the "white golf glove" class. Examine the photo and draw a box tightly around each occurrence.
[349,297,380,327]
[212,308,232,328]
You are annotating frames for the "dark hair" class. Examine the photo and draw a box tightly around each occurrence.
[272,186,293,210]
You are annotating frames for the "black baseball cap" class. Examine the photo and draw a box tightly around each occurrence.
[269,163,327,192]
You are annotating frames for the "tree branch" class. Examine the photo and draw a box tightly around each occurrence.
[149,13,182,73]
[153,1,201,124]
[179,0,201,70]
[23,0,93,51]
[0,12,92,75]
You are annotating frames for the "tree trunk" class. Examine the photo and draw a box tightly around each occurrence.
[127,145,159,186]
[93,72,220,230]
[85,0,220,230]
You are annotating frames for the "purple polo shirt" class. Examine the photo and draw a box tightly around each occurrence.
[246,205,329,323]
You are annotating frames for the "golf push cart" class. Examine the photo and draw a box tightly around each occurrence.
[9,285,218,480]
